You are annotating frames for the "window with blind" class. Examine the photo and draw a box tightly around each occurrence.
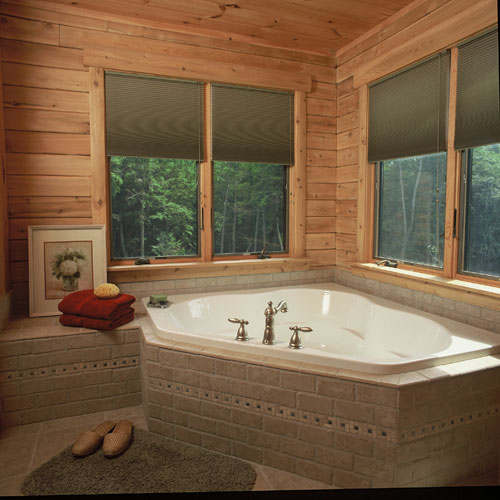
[105,72,204,260]
[211,84,294,256]
[456,28,500,279]
[369,52,450,268]
[105,74,295,261]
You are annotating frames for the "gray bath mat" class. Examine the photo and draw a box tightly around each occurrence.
[21,428,257,495]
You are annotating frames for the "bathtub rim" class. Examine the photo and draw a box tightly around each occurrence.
[139,282,500,380]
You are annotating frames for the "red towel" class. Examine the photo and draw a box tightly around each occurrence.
[58,289,136,320]
[59,308,135,331]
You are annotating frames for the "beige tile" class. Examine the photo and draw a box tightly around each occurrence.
[0,434,37,477]
[257,464,336,490]
[0,474,27,496]
[105,405,146,423]
[41,411,105,432]
[0,422,41,440]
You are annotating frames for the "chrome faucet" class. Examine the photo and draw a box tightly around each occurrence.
[262,300,288,345]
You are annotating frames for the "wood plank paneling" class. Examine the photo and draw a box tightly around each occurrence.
[7,175,91,197]
[306,183,336,200]
[9,217,93,239]
[6,131,90,155]
[6,153,90,176]
[306,217,336,233]
[2,63,89,91]
[305,233,336,250]
[336,182,358,200]
[336,200,357,217]
[337,111,359,134]
[338,0,496,86]
[3,86,89,112]
[0,15,59,45]
[9,239,28,262]
[306,115,336,135]
[306,149,336,167]
[8,196,92,218]
[307,200,336,217]
[306,166,336,184]
[2,39,85,70]
[307,98,336,117]
[5,108,90,134]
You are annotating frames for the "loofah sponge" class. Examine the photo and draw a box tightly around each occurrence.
[94,283,120,299]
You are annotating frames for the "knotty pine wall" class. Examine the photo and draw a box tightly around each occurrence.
[0,48,10,328]
[334,0,496,270]
[0,2,337,315]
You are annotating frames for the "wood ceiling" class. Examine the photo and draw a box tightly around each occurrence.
[26,0,419,57]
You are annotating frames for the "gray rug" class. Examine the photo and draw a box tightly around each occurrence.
[21,428,257,495]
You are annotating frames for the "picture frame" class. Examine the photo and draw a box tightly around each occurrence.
[28,225,107,317]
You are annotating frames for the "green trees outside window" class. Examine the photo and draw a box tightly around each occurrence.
[461,143,500,278]
[109,156,199,259]
[376,153,447,268]
[213,162,287,255]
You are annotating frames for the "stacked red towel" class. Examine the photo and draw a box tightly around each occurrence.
[58,289,136,331]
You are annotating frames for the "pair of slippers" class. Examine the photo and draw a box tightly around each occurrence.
[72,420,133,458]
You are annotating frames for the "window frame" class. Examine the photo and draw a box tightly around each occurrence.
[90,71,307,270]
[359,37,500,289]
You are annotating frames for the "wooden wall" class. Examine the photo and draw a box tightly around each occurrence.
[0,46,10,313]
[0,1,337,315]
[334,0,496,270]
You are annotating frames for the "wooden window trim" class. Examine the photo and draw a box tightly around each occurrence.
[89,70,308,279]
[356,44,500,304]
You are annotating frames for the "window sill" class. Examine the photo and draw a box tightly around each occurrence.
[107,257,316,283]
[351,263,500,312]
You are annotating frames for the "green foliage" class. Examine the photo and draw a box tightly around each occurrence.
[109,157,287,259]
[464,143,500,277]
[378,152,447,268]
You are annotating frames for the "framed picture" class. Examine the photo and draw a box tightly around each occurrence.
[28,225,107,316]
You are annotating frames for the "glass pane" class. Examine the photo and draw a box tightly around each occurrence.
[463,143,500,278]
[377,153,447,267]
[213,161,287,255]
[110,156,198,259]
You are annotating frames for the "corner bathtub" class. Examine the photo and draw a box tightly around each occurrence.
[142,283,500,374]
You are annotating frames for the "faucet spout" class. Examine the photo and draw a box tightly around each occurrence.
[262,300,288,345]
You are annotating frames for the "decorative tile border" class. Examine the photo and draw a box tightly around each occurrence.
[146,376,396,442]
[0,356,140,383]
[398,404,500,443]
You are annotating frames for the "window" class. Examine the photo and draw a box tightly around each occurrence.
[211,83,294,257]
[213,161,288,255]
[105,73,295,262]
[369,52,450,268]
[376,153,447,267]
[365,26,500,284]
[460,144,500,278]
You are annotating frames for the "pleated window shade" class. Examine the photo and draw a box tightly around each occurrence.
[211,84,294,165]
[368,52,450,163]
[455,28,500,151]
[105,72,204,160]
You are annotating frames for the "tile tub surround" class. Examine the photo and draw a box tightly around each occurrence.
[0,319,142,428]
[333,268,500,336]
[140,316,500,489]
[120,269,335,314]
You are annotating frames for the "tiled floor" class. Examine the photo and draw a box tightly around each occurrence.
[0,405,336,495]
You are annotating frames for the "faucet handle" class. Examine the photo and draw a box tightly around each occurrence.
[228,318,250,342]
[288,325,313,350]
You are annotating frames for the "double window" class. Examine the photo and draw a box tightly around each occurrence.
[105,74,294,262]
[369,27,500,281]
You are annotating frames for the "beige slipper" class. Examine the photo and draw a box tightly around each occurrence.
[72,421,116,457]
[102,420,133,458]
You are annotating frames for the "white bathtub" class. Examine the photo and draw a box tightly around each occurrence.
[142,283,500,374]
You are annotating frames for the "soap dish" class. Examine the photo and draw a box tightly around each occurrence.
[147,301,169,309]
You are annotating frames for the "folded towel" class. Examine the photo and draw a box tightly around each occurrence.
[59,308,135,331]
[58,289,136,320]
